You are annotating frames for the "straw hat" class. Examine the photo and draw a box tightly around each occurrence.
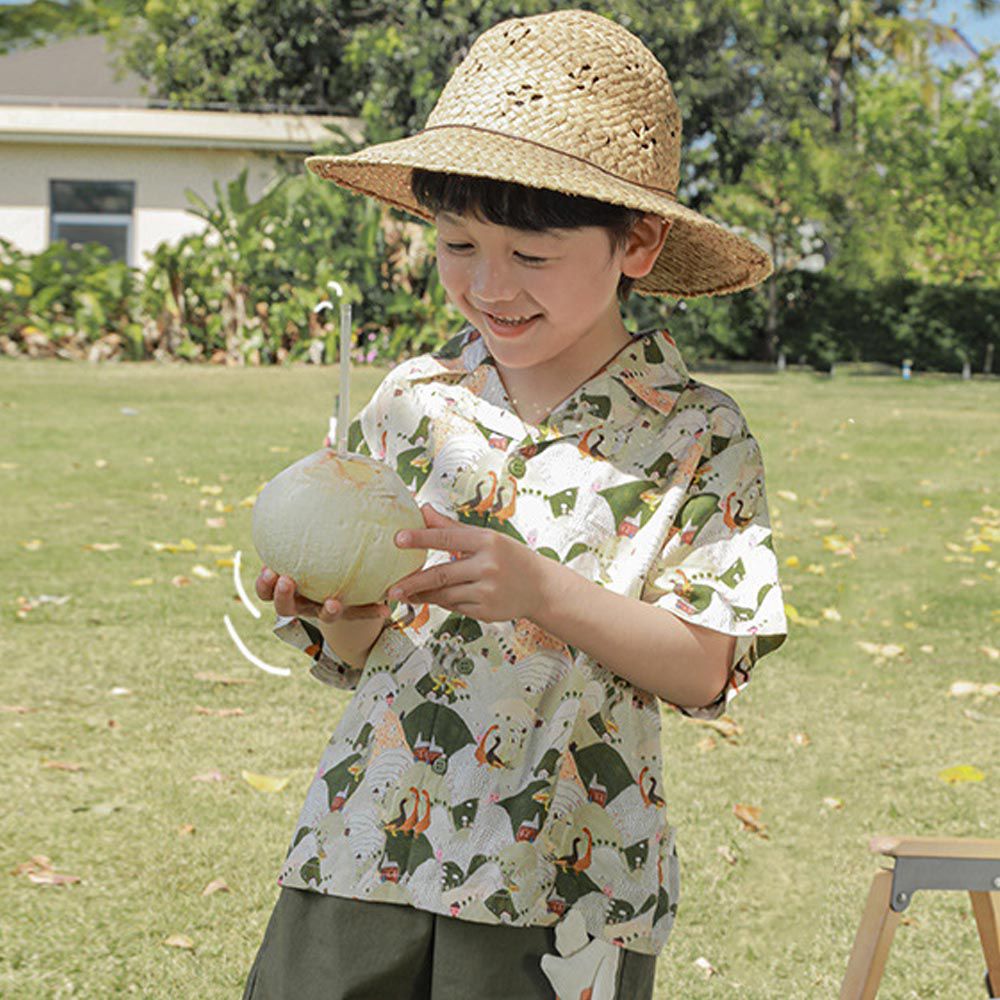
[305,9,773,298]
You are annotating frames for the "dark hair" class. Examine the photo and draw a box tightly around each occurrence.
[410,169,644,303]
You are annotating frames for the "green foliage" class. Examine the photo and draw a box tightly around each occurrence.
[0,238,142,359]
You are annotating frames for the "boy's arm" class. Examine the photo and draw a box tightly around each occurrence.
[532,557,733,708]
[311,614,389,672]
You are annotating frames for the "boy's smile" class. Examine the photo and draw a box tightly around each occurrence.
[434,210,670,423]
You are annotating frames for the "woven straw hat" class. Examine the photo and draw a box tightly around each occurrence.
[305,9,772,298]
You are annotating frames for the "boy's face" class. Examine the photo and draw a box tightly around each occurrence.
[434,210,661,376]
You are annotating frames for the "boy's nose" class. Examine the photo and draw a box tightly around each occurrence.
[470,261,519,302]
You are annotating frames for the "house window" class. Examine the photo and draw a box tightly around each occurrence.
[50,180,135,264]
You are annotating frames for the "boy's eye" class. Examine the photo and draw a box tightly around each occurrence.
[442,242,547,264]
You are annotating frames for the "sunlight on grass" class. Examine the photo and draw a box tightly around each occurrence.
[1,359,997,998]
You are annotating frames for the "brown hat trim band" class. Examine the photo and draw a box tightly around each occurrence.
[411,124,680,201]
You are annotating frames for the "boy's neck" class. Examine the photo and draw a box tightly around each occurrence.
[492,317,634,426]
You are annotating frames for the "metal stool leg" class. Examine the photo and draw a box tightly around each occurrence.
[840,869,901,1000]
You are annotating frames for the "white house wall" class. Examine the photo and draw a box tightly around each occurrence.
[0,141,293,269]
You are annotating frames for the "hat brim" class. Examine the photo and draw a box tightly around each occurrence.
[305,126,772,298]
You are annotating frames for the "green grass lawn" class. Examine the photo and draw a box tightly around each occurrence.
[2,357,997,999]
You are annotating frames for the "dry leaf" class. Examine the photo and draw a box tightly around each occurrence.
[191,770,226,783]
[171,575,192,587]
[821,797,844,810]
[1,704,35,714]
[241,770,289,793]
[149,539,198,553]
[191,564,216,579]
[202,544,233,554]
[109,687,131,697]
[177,824,196,837]
[981,646,999,661]
[201,877,230,896]
[733,803,768,837]
[785,555,800,568]
[194,672,253,686]
[200,485,223,495]
[716,846,738,865]
[194,706,245,717]
[789,731,811,747]
[822,607,842,622]
[697,736,717,752]
[776,490,798,502]
[205,517,226,529]
[95,459,108,469]
[130,577,154,586]
[41,760,84,772]
[694,956,718,977]
[12,855,81,886]
[269,445,289,453]
[691,715,742,740]
[83,542,121,552]
[163,934,194,950]
[19,539,43,550]
[938,765,985,784]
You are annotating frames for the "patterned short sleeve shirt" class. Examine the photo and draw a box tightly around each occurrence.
[271,325,788,956]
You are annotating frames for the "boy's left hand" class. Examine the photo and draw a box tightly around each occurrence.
[387,503,544,622]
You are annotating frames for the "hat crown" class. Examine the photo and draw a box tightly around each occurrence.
[425,10,681,196]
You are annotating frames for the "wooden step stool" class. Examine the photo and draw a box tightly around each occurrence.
[840,836,1000,999]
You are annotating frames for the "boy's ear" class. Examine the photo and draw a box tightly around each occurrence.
[621,216,672,280]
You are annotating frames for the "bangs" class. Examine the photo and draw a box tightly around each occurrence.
[410,170,641,241]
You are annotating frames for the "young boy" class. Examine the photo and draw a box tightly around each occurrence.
[246,9,787,999]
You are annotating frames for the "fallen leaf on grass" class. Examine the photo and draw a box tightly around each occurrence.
[776,490,798,502]
[2,705,36,714]
[82,542,121,552]
[202,878,230,896]
[191,770,226,783]
[178,824,196,836]
[716,846,738,866]
[202,544,233,554]
[95,459,108,469]
[789,732,811,747]
[733,803,768,837]
[16,594,71,618]
[41,760,84,772]
[241,770,289,793]
[194,672,253,685]
[130,578,154,586]
[149,539,198,553]
[200,485,223,495]
[171,576,192,587]
[856,641,905,661]
[163,934,194,950]
[697,736,716,752]
[109,687,132,697]
[949,681,1000,698]
[694,956,718,977]
[821,797,844,810]
[19,539,43,550]
[191,564,216,579]
[822,533,856,557]
[194,706,245,717]
[690,715,742,740]
[938,765,985,784]
[12,855,81,886]
[205,517,226,529]
[982,646,999,661]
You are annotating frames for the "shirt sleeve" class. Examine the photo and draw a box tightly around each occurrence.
[269,362,409,688]
[640,404,788,719]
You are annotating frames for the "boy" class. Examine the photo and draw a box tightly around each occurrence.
[246,9,787,999]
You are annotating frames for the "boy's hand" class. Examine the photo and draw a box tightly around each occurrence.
[387,503,544,623]
[256,567,391,625]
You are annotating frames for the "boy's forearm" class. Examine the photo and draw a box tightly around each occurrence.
[312,614,388,671]
[530,557,735,708]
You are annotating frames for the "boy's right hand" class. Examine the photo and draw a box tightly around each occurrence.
[255,567,392,625]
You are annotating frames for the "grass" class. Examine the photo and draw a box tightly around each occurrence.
[1,357,997,999]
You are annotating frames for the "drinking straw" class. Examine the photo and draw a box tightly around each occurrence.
[338,298,351,452]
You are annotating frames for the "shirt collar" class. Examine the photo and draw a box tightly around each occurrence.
[407,324,692,443]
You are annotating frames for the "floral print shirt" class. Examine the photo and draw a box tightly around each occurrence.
[270,325,788,956]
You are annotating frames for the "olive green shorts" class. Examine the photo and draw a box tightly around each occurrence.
[242,887,657,1000]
